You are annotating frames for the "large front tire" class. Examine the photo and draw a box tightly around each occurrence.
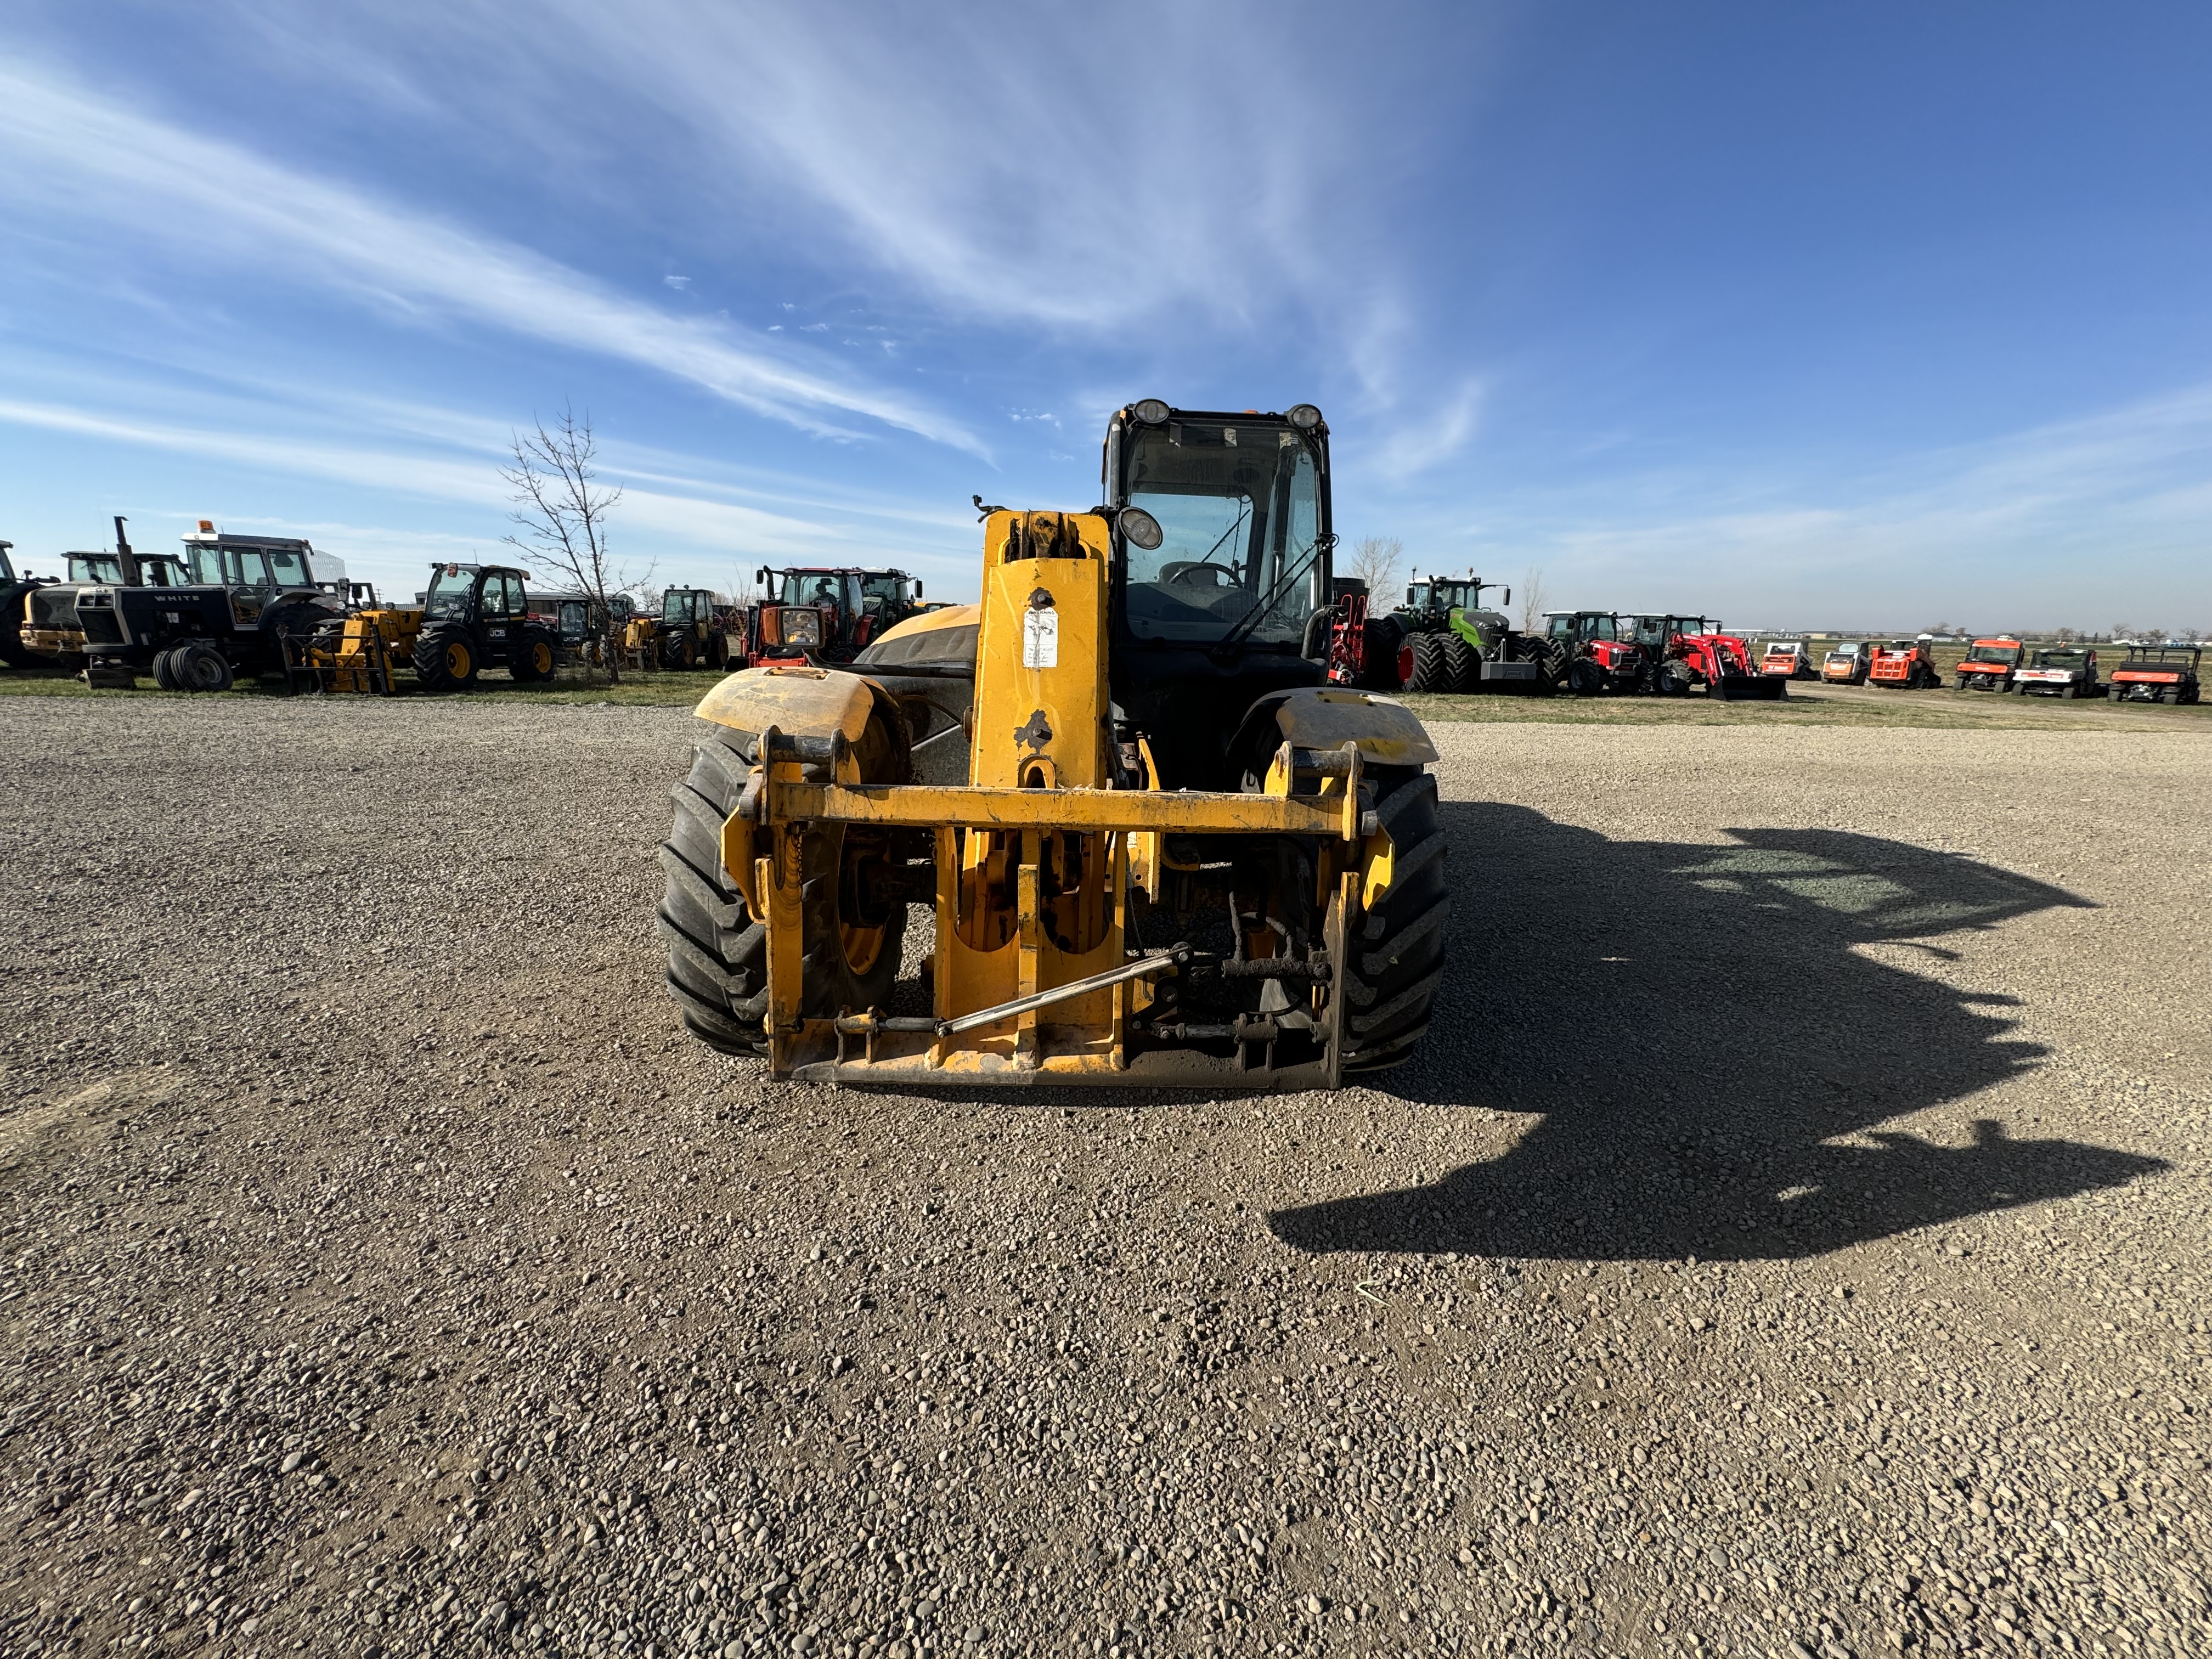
[1341,768,1449,1072]
[657,725,907,1056]
[413,625,479,693]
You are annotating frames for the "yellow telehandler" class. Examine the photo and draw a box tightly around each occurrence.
[656,401,1448,1087]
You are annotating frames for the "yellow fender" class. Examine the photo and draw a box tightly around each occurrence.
[693,664,913,784]
[1229,686,1440,773]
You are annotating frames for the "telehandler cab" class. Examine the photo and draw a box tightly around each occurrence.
[657,401,1449,1087]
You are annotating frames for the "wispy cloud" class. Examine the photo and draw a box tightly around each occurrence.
[0,392,973,577]
[0,59,984,455]
[1448,383,2212,625]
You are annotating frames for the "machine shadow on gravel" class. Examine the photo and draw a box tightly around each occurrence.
[1271,805,2166,1261]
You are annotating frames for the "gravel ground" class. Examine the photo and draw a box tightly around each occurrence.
[2,697,2206,1659]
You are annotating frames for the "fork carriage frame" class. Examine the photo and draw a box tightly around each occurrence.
[698,503,1425,1088]
[723,733,1372,1085]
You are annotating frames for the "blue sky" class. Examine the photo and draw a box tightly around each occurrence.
[3,3,2209,632]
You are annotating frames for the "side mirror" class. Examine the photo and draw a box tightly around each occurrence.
[914,580,924,599]
[1500,588,1510,607]
[755,567,769,588]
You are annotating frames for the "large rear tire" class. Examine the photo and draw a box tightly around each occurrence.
[1406,631,1451,692]
[413,625,479,693]
[1342,768,1449,1073]
[1359,616,1406,690]
[658,725,906,1056]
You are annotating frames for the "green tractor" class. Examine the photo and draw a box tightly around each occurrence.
[1392,574,1546,693]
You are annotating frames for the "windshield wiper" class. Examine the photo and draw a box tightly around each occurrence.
[1210,535,1328,661]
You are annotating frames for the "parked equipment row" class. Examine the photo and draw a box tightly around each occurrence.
[3,521,943,693]
[1795,635,2201,702]
[1314,582,1786,701]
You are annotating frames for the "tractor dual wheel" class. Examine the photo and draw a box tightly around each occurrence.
[1406,632,1453,693]
[159,642,233,693]
[509,628,558,685]
[413,626,479,693]
[658,724,905,1056]
[1341,767,1451,1073]
[1441,635,1478,692]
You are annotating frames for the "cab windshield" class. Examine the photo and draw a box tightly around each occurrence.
[1963,643,2022,665]
[2033,649,2087,669]
[1122,420,1322,647]
[1408,583,1472,613]
[860,574,907,612]
[1548,614,1618,641]
[424,567,481,619]
[182,545,303,589]
[69,555,126,583]
[663,590,699,625]
[780,572,856,610]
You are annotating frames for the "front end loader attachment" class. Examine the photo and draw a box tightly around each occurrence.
[672,507,1441,1089]
[1713,669,1788,701]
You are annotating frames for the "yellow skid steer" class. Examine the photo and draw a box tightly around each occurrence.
[657,402,1449,1087]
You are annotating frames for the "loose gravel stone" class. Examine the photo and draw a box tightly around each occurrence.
[0,697,2206,1658]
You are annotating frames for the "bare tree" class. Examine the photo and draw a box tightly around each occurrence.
[1519,565,1548,633]
[2110,622,2133,643]
[500,406,638,683]
[1347,536,1403,601]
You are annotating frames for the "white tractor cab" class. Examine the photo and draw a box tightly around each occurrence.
[178,521,348,594]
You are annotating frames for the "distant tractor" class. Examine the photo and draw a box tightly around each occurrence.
[1390,574,1544,693]
[651,587,747,670]
[1821,641,1874,684]
[1867,640,1942,689]
[1629,614,1784,700]
[76,524,350,690]
[14,518,191,672]
[0,541,44,669]
[1953,637,2027,693]
[747,566,925,667]
[1538,611,1646,695]
[2012,645,2100,699]
[1759,640,1817,679]
[2106,644,2202,704]
[409,563,558,692]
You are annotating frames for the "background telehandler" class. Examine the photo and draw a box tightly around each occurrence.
[657,400,1449,1086]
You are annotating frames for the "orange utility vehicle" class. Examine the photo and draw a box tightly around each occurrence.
[2106,644,2202,704]
[1821,642,1873,684]
[1867,640,1942,689]
[1953,637,2026,693]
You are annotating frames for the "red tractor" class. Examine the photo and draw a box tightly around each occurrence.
[1629,614,1786,700]
[746,566,925,667]
[1537,610,1646,694]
